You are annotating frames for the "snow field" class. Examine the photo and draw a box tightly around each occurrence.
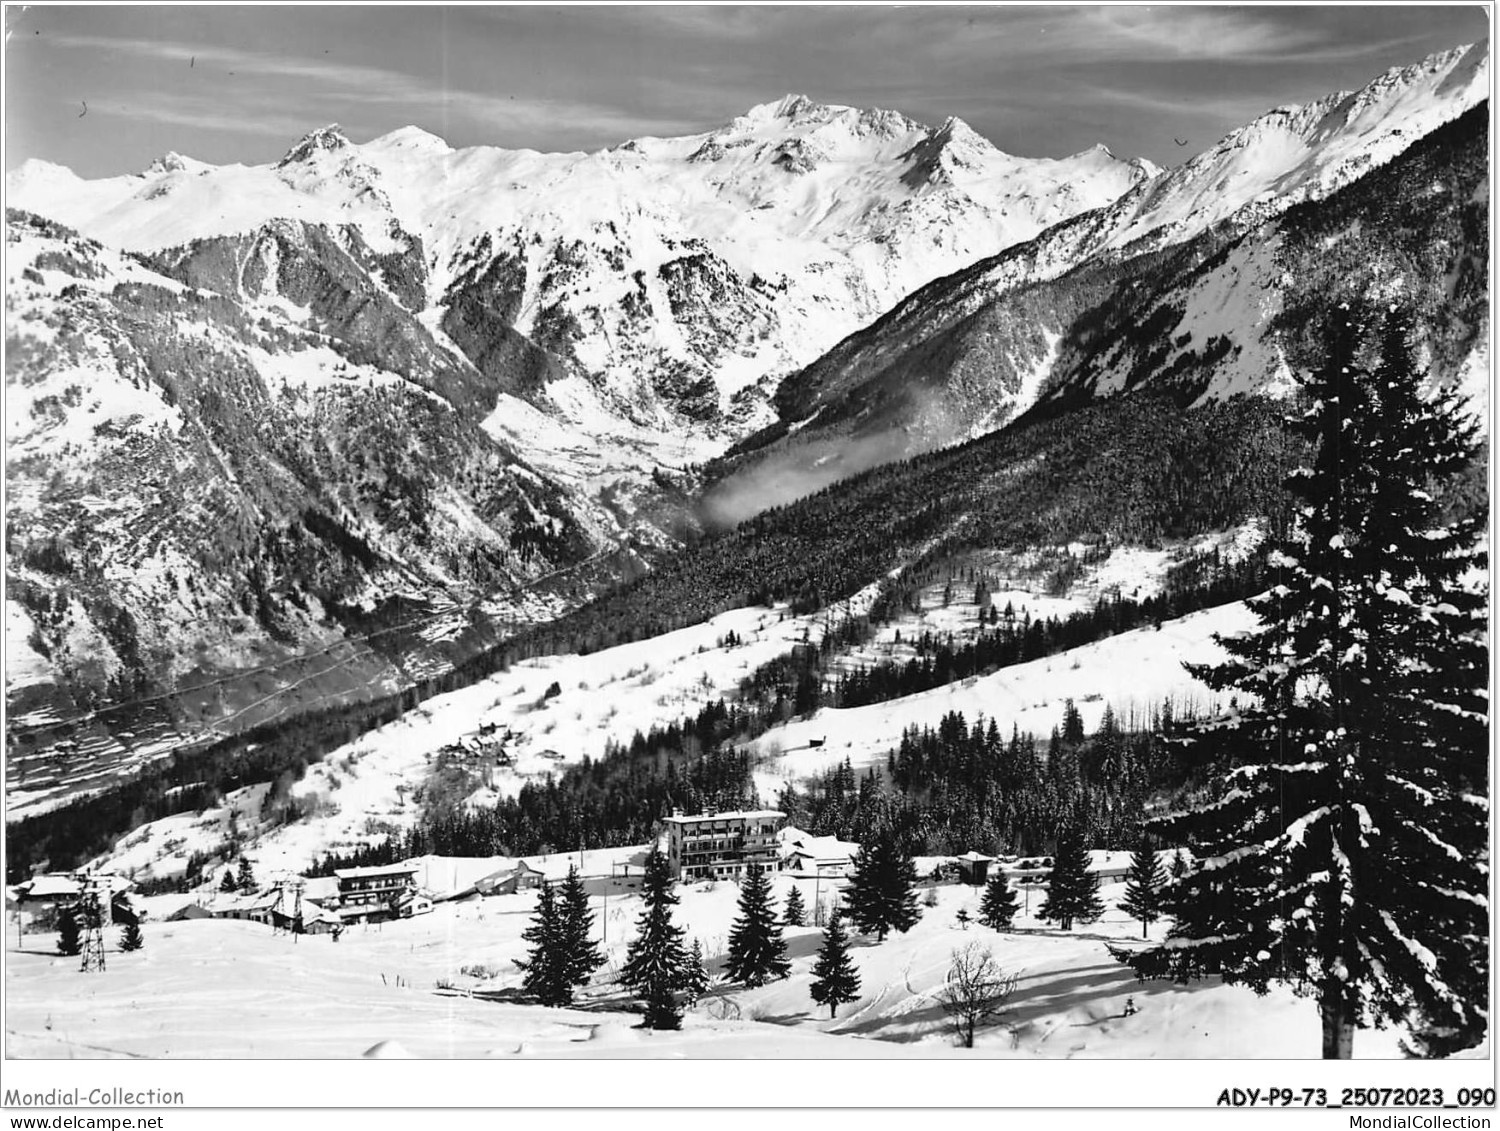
[5,869,1409,1059]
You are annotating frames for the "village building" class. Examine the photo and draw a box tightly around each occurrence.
[778,828,861,877]
[334,863,422,921]
[11,872,139,924]
[663,809,785,881]
[299,901,343,934]
[209,889,281,925]
[472,860,544,896]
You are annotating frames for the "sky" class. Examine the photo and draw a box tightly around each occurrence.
[2,5,1490,177]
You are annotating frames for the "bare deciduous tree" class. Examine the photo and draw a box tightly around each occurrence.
[937,942,1019,1048]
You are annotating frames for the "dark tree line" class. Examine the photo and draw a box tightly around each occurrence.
[775,701,1197,858]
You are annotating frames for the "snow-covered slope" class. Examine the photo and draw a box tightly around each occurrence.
[751,601,1255,792]
[91,562,1250,884]
[1103,40,1488,254]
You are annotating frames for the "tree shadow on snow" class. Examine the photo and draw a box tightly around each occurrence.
[745,1009,815,1026]
[834,960,1207,1044]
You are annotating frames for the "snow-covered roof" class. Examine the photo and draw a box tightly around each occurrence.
[779,828,860,862]
[333,863,419,880]
[302,876,339,902]
[407,855,513,897]
[15,874,81,899]
[522,845,651,881]
[662,809,785,824]
[209,891,279,913]
[14,872,134,900]
[955,851,997,863]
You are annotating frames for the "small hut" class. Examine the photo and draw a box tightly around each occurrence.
[954,851,997,886]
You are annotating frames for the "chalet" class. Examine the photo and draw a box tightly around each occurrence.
[435,726,515,767]
[210,889,280,925]
[473,860,544,896]
[392,889,434,918]
[13,873,139,923]
[166,902,214,922]
[663,808,785,881]
[300,902,343,934]
[335,863,421,921]
[778,829,860,877]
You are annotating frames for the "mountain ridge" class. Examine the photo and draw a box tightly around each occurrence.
[705,41,1489,521]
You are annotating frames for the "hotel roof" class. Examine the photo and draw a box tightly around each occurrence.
[661,810,785,824]
[333,863,420,880]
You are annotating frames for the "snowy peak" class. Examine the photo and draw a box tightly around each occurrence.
[276,124,352,168]
[4,92,1159,478]
[734,94,929,149]
[899,116,999,188]
[1109,39,1489,251]
[146,152,194,175]
[366,125,453,155]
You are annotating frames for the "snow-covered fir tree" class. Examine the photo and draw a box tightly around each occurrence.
[978,869,1019,931]
[236,857,256,893]
[119,919,144,952]
[620,846,689,1029]
[783,884,807,927]
[844,831,921,942]
[1038,825,1103,930]
[1119,304,1489,1059]
[219,869,237,893]
[683,938,711,1007]
[1120,836,1168,938]
[558,865,605,991]
[519,881,572,1006]
[56,903,80,956]
[809,910,862,1018]
[726,866,791,986]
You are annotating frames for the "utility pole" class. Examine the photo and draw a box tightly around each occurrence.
[77,874,108,973]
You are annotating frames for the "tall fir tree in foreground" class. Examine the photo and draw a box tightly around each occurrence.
[783,885,807,927]
[1038,825,1103,931]
[620,846,689,1029]
[978,869,1019,931]
[236,856,256,893]
[844,831,921,942]
[809,910,862,1019]
[519,882,572,1006]
[725,867,791,986]
[557,866,605,991]
[1119,836,1168,939]
[56,903,81,956]
[1118,305,1488,1059]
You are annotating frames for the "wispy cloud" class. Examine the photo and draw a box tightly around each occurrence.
[1075,7,1438,64]
[90,95,317,141]
[47,32,703,144]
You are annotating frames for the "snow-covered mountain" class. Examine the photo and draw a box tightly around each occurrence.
[711,42,1489,519]
[4,97,1154,813]
[7,97,1154,461]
